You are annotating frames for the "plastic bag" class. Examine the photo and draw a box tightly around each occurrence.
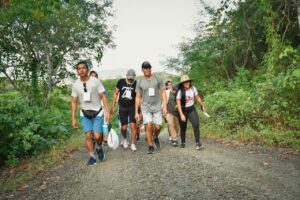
[107,128,119,150]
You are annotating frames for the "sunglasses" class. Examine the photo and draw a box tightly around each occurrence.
[83,83,87,92]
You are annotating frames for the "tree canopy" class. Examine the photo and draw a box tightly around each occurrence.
[0,0,114,106]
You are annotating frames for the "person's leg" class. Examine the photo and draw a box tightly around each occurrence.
[153,111,162,149]
[93,116,106,160]
[93,116,104,145]
[166,113,177,141]
[145,123,153,146]
[178,114,188,146]
[121,124,128,139]
[153,111,162,137]
[80,116,96,160]
[174,115,180,140]
[119,108,129,148]
[86,131,94,153]
[128,107,137,145]
[142,110,155,154]
[187,107,201,144]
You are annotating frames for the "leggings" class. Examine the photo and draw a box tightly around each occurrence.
[179,105,200,144]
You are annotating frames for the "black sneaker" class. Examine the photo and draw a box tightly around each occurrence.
[154,138,161,150]
[147,146,155,154]
[196,143,204,150]
[172,140,179,146]
[87,157,96,166]
[96,148,105,161]
[180,143,185,148]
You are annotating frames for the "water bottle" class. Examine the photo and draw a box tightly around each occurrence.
[103,122,109,134]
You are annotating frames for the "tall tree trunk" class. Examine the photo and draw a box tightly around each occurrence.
[30,59,40,105]
[43,53,53,108]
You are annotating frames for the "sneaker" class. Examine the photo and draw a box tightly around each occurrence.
[87,157,96,166]
[130,144,137,152]
[96,148,105,161]
[180,143,185,148]
[196,143,204,150]
[123,139,129,149]
[154,138,161,150]
[147,146,155,154]
[168,136,172,144]
[172,140,179,146]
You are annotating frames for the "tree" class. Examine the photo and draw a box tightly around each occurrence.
[0,0,114,106]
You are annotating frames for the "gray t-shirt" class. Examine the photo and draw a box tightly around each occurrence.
[136,74,164,112]
[71,76,105,116]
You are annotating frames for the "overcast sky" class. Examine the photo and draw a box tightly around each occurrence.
[93,0,217,78]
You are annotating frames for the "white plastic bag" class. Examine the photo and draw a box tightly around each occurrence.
[107,128,119,150]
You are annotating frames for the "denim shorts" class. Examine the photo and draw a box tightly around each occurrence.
[80,116,104,134]
[141,110,162,125]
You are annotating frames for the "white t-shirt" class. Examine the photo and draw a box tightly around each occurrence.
[71,76,105,116]
[176,86,198,108]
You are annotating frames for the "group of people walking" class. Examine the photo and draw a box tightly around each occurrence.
[71,60,206,166]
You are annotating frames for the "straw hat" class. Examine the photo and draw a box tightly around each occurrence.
[180,75,192,84]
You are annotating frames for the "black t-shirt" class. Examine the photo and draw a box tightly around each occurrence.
[116,78,136,107]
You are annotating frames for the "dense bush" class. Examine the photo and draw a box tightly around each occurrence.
[0,92,71,166]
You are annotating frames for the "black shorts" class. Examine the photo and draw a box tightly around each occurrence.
[119,106,136,126]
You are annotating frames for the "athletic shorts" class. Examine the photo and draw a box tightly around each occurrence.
[142,110,163,125]
[80,116,104,134]
[119,106,136,126]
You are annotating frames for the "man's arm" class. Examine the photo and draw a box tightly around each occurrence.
[135,92,142,120]
[100,92,110,123]
[111,88,119,114]
[71,96,78,128]
[161,89,167,116]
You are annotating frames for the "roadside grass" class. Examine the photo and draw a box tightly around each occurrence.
[0,129,84,193]
[201,123,300,149]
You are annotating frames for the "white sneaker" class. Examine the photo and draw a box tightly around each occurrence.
[123,139,129,149]
[130,144,137,151]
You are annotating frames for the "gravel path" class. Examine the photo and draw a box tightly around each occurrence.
[1,131,300,200]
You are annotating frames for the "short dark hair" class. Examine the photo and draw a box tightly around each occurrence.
[89,70,98,78]
[76,61,89,69]
[165,80,171,87]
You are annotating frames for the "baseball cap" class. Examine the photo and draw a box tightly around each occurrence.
[126,69,136,79]
[141,61,152,68]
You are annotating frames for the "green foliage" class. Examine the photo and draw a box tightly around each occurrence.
[0,91,72,166]
[165,0,300,148]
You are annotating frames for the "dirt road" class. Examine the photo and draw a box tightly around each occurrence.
[2,132,300,200]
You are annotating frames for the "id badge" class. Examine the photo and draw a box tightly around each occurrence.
[148,88,155,96]
[125,89,132,99]
[83,91,91,102]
